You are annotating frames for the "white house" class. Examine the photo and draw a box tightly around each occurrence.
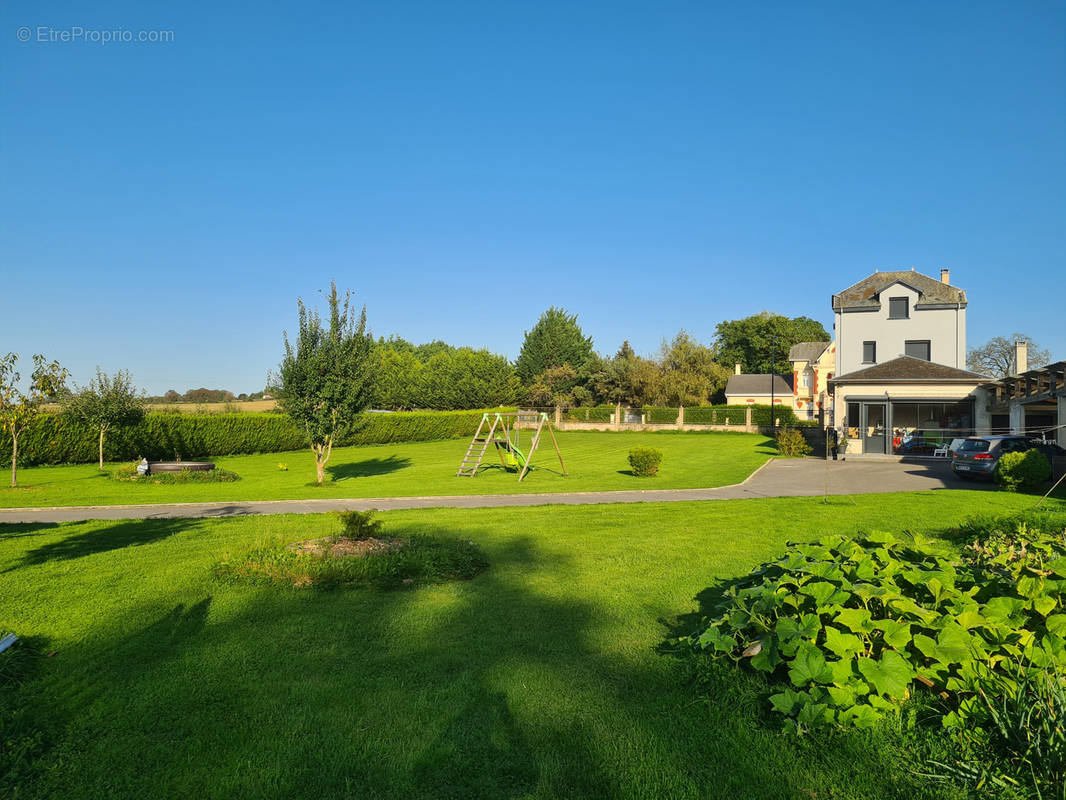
[827,268,988,456]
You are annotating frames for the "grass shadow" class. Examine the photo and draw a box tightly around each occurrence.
[9,518,192,569]
[0,522,59,540]
[327,455,412,482]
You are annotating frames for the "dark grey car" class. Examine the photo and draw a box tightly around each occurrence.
[951,436,1032,480]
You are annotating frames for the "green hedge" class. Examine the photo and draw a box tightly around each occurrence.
[564,405,614,423]
[642,407,681,424]
[2,409,509,466]
[639,405,800,427]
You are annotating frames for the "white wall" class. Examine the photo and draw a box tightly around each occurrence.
[834,281,966,377]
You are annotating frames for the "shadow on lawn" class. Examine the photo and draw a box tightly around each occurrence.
[13,527,948,800]
[327,455,411,481]
[0,522,59,541]
[9,518,193,569]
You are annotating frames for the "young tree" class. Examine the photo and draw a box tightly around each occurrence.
[967,334,1051,378]
[713,312,830,375]
[63,368,147,470]
[514,307,594,384]
[277,283,375,484]
[0,353,68,488]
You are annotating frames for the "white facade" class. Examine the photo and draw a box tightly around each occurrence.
[834,281,966,377]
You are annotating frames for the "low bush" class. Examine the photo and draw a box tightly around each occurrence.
[628,446,663,476]
[337,509,383,540]
[213,534,487,590]
[775,428,811,457]
[994,449,1052,491]
[109,464,240,484]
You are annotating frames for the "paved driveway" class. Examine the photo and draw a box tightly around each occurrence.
[0,458,989,524]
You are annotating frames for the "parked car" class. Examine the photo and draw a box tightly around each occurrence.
[951,435,1063,480]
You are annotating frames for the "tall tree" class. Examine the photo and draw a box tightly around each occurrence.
[967,334,1052,378]
[0,353,68,487]
[277,283,375,484]
[658,331,732,406]
[713,312,830,375]
[63,368,147,470]
[514,307,594,384]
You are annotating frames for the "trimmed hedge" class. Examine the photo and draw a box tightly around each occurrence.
[564,405,614,423]
[1,409,509,466]
[640,405,800,427]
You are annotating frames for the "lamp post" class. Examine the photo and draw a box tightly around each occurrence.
[770,335,777,431]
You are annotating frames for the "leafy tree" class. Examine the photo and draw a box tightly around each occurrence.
[0,353,68,487]
[414,340,456,362]
[420,349,520,410]
[967,334,1052,378]
[277,283,375,484]
[163,389,182,403]
[713,312,830,375]
[658,331,732,406]
[514,307,594,384]
[372,345,424,410]
[63,368,147,470]
[526,364,579,407]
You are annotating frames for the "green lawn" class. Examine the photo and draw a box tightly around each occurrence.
[0,431,774,508]
[3,490,1061,799]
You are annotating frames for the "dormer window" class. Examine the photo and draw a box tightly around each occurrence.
[889,297,909,319]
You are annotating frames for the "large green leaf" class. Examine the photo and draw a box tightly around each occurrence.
[1046,614,1066,637]
[857,650,913,699]
[803,581,838,606]
[769,688,804,717]
[1048,556,1066,578]
[934,624,973,664]
[983,596,1025,623]
[788,642,833,687]
[875,619,911,649]
[834,607,873,634]
[824,626,864,659]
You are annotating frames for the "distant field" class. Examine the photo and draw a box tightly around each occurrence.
[147,400,278,413]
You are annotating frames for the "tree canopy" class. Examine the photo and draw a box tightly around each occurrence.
[514,307,594,384]
[967,334,1052,378]
[277,283,375,484]
[713,312,830,375]
[0,353,68,487]
[63,368,147,469]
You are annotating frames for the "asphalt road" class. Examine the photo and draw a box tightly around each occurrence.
[0,458,987,523]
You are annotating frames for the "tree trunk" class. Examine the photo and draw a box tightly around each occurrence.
[10,433,17,488]
[316,455,325,484]
[98,427,106,470]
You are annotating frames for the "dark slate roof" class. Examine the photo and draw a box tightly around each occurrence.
[788,341,831,363]
[830,356,989,385]
[832,270,967,311]
[725,374,794,396]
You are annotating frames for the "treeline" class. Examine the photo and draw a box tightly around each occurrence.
[371,308,830,411]
[148,388,271,403]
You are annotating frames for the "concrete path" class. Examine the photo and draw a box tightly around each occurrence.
[0,458,987,524]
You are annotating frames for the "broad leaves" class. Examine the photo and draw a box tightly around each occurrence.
[687,513,1066,732]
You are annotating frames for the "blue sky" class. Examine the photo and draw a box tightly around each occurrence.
[2,0,1063,394]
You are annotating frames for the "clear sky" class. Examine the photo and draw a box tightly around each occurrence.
[2,0,1063,394]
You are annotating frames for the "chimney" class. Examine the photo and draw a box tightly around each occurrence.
[734,362,742,375]
[1015,340,1028,375]
[940,268,950,285]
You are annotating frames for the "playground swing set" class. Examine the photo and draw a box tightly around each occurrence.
[456,411,567,482]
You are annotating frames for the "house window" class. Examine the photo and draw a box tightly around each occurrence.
[862,341,876,363]
[801,370,812,388]
[847,401,859,427]
[889,297,909,319]
[905,340,931,361]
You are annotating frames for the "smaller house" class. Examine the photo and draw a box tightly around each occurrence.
[724,364,793,408]
[789,341,835,422]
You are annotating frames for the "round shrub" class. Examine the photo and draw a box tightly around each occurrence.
[775,428,811,458]
[994,449,1051,491]
[628,446,663,477]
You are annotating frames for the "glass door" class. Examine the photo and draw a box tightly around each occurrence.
[862,403,887,454]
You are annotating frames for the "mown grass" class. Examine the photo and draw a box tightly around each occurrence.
[0,431,774,508]
[3,490,1062,799]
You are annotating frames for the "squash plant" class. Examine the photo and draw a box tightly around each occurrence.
[686,520,1066,732]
